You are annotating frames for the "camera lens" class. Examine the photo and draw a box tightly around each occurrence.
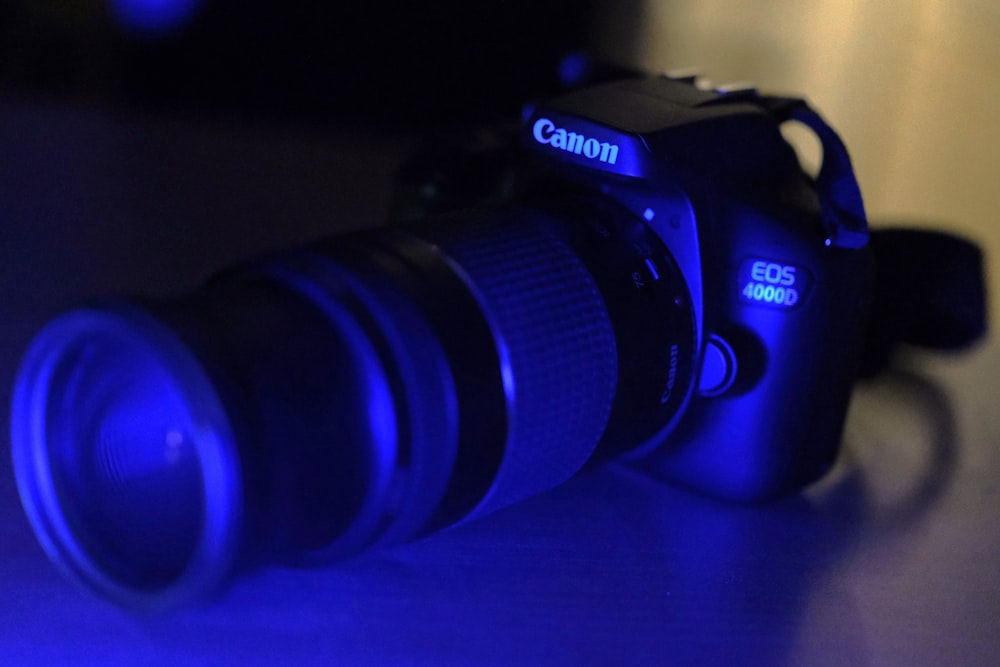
[11,199,696,608]
[11,308,243,609]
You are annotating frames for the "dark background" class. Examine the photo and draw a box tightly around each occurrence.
[0,0,596,125]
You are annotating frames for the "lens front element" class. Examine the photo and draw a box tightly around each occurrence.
[11,307,243,610]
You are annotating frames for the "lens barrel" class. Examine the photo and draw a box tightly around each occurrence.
[10,200,695,608]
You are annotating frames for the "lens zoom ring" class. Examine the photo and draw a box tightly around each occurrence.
[421,217,617,517]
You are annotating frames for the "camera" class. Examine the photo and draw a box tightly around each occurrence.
[10,73,873,609]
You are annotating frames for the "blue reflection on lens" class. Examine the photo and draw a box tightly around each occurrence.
[50,337,205,587]
[11,307,242,609]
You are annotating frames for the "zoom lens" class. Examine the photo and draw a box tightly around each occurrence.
[11,199,696,608]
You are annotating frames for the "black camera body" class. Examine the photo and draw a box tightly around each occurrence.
[10,73,874,608]
[399,74,873,502]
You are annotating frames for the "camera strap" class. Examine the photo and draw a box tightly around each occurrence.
[702,91,985,371]
[757,98,986,371]
[754,95,870,250]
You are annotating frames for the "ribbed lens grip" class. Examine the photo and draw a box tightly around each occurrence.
[415,212,618,518]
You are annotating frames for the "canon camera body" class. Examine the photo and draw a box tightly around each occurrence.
[11,73,873,609]
[397,73,873,501]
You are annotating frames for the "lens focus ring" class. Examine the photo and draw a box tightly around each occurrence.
[412,211,618,519]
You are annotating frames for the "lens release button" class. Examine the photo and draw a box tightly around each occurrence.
[698,336,736,396]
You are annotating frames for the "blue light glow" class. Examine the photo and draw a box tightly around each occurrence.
[110,0,201,36]
[557,52,590,88]
[644,258,660,280]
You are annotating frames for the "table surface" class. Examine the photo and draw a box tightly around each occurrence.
[1,95,997,667]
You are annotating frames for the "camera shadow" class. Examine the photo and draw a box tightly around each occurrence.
[123,366,956,665]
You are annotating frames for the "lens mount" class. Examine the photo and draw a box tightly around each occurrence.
[10,305,243,610]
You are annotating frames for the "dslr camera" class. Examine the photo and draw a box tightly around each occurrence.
[11,73,872,609]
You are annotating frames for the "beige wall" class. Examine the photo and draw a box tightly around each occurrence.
[596,0,1000,320]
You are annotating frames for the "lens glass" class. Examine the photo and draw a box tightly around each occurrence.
[45,332,205,589]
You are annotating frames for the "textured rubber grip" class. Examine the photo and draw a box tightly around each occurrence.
[416,213,618,519]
